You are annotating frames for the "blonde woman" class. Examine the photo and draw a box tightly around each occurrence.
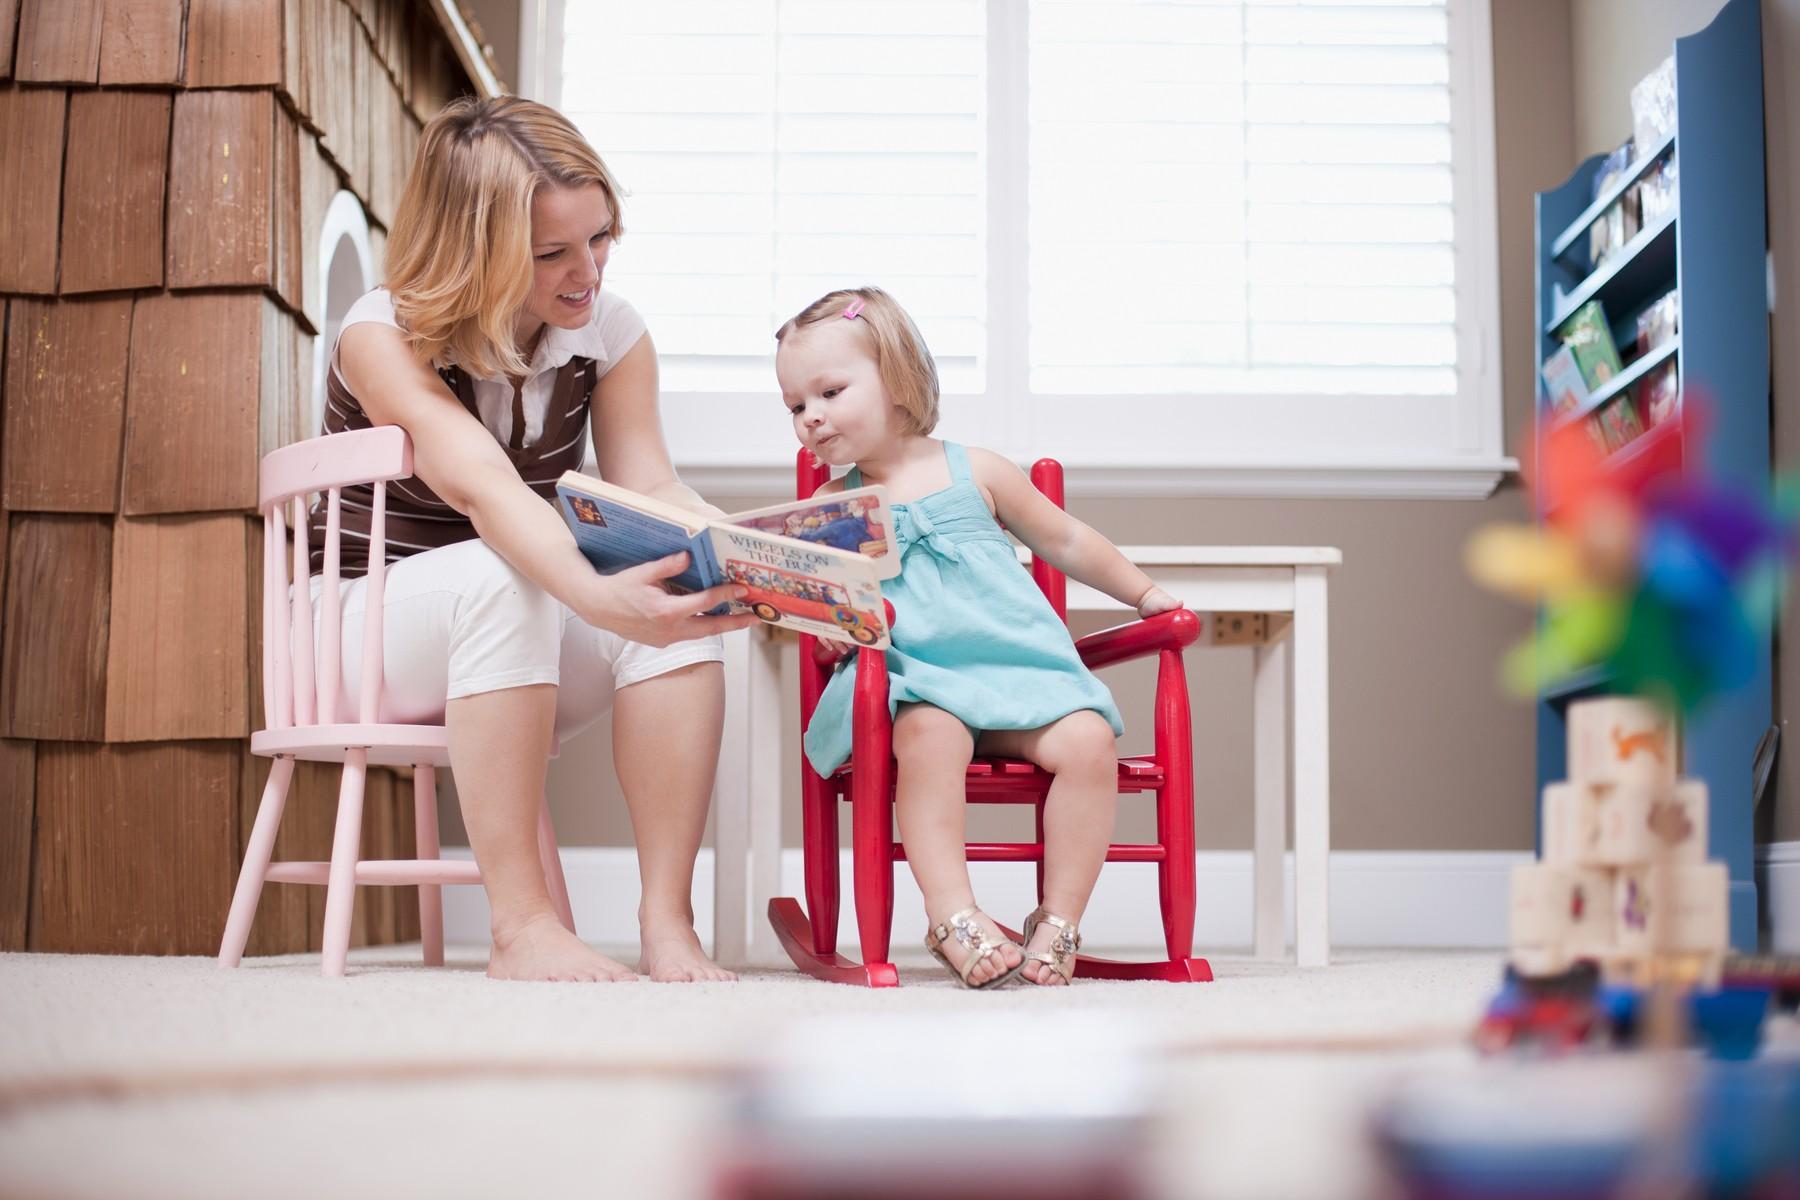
[320,96,756,982]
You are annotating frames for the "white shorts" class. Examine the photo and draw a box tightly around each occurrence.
[308,538,724,740]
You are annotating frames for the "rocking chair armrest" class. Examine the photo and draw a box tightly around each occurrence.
[1074,608,1203,670]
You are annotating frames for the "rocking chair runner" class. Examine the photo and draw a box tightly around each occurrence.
[768,451,1213,986]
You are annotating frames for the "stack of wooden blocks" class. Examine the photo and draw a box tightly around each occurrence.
[0,0,486,957]
[1511,696,1729,986]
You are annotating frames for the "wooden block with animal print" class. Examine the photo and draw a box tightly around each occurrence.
[1510,862,1615,956]
[1612,862,1728,956]
[1591,778,1708,868]
[1540,781,1603,865]
[1566,696,1676,789]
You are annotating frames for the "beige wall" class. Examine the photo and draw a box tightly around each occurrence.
[432,2,1581,855]
[1568,0,1798,842]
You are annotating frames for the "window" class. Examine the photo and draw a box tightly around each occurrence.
[538,0,1508,497]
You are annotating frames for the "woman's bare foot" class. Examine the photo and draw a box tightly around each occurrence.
[638,916,736,982]
[929,908,1023,985]
[1020,917,1072,986]
[488,912,638,982]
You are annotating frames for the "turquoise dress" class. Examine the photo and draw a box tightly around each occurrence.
[803,442,1124,776]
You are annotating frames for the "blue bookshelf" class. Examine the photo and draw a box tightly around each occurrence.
[1531,0,1770,950]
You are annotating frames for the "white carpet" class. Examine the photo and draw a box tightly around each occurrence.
[0,946,1575,1198]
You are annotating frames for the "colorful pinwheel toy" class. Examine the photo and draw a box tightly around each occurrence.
[1466,394,1798,712]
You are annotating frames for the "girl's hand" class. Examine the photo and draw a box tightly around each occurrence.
[574,552,759,646]
[1136,585,1184,618]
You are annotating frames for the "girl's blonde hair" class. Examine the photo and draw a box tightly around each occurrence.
[776,287,939,436]
[385,96,625,379]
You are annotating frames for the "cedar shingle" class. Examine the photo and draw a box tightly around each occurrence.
[184,0,282,87]
[97,0,183,85]
[167,90,275,290]
[271,100,304,315]
[60,91,170,295]
[0,87,65,294]
[3,297,133,512]
[0,738,31,950]
[122,291,264,514]
[0,0,20,78]
[279,0,308,123]
[30,741,239,955]
[104,514,249,742]
[298,130,337,330]
[0,515,111,740]
[13,0,101,83]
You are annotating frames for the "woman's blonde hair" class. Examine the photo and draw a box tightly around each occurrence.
[385,96,625,379]
[775,287,939,435]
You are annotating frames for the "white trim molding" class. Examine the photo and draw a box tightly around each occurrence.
[440,847,1529,963]
[1757,840,1800,954]
[679,460,1519,502]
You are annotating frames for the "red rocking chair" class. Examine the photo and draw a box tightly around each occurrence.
[768,451,1214,987]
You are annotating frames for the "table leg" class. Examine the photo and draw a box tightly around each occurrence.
[1294,566,1331,967]
[747,627,788,965]
[711,629,752,966]
[1252,633,1289,959]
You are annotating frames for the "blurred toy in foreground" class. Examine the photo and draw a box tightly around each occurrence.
[1466,394,1796,711]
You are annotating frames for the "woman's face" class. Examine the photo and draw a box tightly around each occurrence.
[522,183,614,337]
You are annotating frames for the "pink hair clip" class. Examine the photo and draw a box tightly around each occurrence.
[842,298,865,320]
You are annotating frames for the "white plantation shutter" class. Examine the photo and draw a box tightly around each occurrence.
[545,0,1506,497]
[1029,0,1456,397]
[560,0,987,394]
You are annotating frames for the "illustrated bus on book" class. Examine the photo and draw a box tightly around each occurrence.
[725,559,886,646]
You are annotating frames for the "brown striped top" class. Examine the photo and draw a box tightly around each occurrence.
[309,354,598,577]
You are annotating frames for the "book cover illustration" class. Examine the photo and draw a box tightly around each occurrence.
[556,472,893,648]
[725,489,899,577]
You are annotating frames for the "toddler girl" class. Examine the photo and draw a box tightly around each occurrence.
[776,288,1181,987]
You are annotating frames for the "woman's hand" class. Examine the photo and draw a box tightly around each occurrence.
[1136,585,1184,618]
[574,552,759,646]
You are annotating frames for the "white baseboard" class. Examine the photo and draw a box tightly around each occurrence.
[1757,840,1800,954]
[440,847,1530,960]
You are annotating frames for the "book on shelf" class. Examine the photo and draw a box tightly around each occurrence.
[1559,300,1624,389]
[1541,344,1592,418]
[556,472,900,649]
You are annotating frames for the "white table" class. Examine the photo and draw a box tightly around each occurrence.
[710,546,1341,969]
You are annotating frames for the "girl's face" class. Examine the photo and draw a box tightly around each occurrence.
[520,183,614,340]
[776,319,900,466]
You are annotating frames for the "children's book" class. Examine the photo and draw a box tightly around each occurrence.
[556,472,899,649]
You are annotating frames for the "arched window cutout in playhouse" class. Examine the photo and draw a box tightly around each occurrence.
[311,190,376,437]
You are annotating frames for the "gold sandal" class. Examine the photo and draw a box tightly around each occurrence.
[925,906,1025,989]
[1020,908,1081,985]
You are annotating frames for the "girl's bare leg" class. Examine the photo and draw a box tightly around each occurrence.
[894,703,1021,984]
[613,661,737,982]
[979,710,1119,985]
[449,684,637,981]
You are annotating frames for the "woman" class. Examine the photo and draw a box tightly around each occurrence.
[322,96,756,982]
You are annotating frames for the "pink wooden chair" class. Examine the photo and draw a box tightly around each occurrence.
[218,426,575,977]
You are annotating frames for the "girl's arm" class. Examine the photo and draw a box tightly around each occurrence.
[968,447,1181,617]
[339,323,756,646]
[590,334,726,519]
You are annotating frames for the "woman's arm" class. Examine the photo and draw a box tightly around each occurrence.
[969,447,1180,616]
[590,333,724,518]
[339,323,755,646]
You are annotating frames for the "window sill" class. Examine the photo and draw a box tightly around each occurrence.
[677,458,1520,501]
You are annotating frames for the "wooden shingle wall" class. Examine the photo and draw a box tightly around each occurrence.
[0,0,480,955]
